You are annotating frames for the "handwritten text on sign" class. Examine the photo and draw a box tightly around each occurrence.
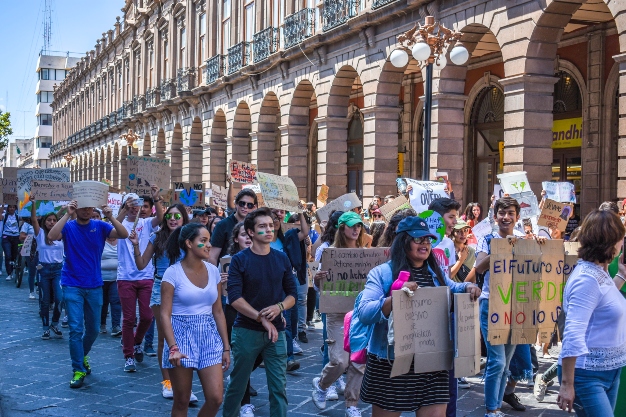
[229,160,257,184]
[17,168,70,207]
[406,179,448,213]
[256,172,301,213]
[211,183,228,209]
[319,247,390,314]
[73,181,109,209]
[126,156,171,195]
[391,287,453,377]
[30,181,74,201]
[538,199,573,232]
[173,182,206,209]
[488,239,569,345]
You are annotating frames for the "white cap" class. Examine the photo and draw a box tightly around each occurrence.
[122,193,141,206]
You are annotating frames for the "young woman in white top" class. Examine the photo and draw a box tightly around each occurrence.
[557,209,626,416]
[31,199,65,340]
[161,222,230,417]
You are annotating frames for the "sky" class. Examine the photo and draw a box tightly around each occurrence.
[0,0,124,141]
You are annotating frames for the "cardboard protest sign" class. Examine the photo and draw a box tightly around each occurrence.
[315,193,362,222]
[497,171,530,195]
[319,247,390,314]
[20,235,34,257]
[488,239,514,345]
[307,261,319,287]
[228,160,257,184]
[454,293,481,378]
[1,167,18,205]
[542,181,576,203]
[536,240,566,343]
[126,155,171,195]
[538,199,573,232]
[210,183,228,209]
[406,179,448,213]
[17,168,70,209]
[108,193,123,218]
[563,242,580,282]
[379,196,410,221]
[391,287,453,377]
[317,184,329,205]
[173,182,205,209]
[281,223,300,234]
[256,172,301,213]
[510,239,543,345]
[73,181,109,209]
[30,181,73,201]
[418,210,446,243]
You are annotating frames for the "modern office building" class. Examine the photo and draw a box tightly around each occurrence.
[49,0,626,215]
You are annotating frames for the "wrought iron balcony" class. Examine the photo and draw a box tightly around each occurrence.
[133,94,146,113]
[322,0,358,32]
[177,67,197,93]
[160,78,176,101]
[227,42,251,75]
[205,55,226,84]
[109,111,117,127]
[95,119,102,134]
[116,106,124,123]
[372,0,396,9]
[253,27,280,63]
[122,101,133,118]
[89,123,96,136]
[284,8,315,49]
[146,87,160,108]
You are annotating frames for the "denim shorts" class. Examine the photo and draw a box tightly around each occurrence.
[150,279,161,307]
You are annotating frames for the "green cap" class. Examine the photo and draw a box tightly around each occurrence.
[454,219,470,230]
[338,211,364,228]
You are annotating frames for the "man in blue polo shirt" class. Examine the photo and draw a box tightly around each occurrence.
[49,200,128,388]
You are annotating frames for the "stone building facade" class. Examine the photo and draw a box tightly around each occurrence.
[50,0,626,215]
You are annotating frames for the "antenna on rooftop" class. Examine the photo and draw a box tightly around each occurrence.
[43,0,53,54]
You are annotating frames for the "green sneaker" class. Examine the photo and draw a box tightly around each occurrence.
[83,356,91,375]
[70,371,86,388]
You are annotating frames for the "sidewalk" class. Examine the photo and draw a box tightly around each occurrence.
[0,276,567,416]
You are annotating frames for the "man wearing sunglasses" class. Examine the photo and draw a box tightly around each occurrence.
[209,189,258,267]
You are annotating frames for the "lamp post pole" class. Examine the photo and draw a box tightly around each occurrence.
[422,62,433,181]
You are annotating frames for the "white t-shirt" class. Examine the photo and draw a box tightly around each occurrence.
[20,223,34,236]
[162,261,220,315]
[433,236,457,279]
[117,217,156,281]
[477,230,526,301]
[35,228,64,264]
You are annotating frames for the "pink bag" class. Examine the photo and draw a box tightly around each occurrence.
[344,311,367,364]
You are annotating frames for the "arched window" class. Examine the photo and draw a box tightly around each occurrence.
[347,109,364,199]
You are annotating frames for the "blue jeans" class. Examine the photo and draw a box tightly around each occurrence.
[144,317,155,348]
[480,299,517,411]
[558,366,621,417]
[25,254,38,293]
[509,344,533,382]
[39,262,62,330]
[284,305,297,360]
[63,286,103,373]
[296,282,308,332]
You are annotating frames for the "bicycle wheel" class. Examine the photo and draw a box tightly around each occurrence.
[15,254,24,288]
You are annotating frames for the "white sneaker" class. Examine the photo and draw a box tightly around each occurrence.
[293,339,303,355]
[189,391,198,403]
[326,384,339,401]
[457,377,470,389]
[311,377,327,410]
[5,275,11,281]
[345,406,362,417]
[29,292,36,299]
[240,404,255,417]
[533,373,548,402]
[226,375,231,385]
[336,375,346,394]
[484,412,505,417]
[161,380,173,399]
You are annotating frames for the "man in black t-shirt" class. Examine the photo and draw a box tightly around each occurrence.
[223,208,297,417]
[208,189,257,265]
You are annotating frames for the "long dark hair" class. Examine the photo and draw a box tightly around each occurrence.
[377,208,417,247]
[40,212,58,245]
[370,221,386,247]
[390,231,445,286]
[228,221,247,256]
[153,204,189,260]
[166,223,206,264]
[320,210,342,244]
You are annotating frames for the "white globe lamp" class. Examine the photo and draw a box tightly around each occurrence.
[433,54,447,71]
[411,42,431,61]
[449,45,470,66]
[120,138,128,147]
[389,49,409,68]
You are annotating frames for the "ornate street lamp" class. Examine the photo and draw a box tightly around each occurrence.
[390,16,469,180]
[63,152,76,166]
[119,129,141,151]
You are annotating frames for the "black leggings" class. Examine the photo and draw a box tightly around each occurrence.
[306,287,317,322]
[2,235,20,275]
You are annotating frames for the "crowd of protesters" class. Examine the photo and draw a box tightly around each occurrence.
[4,176,626,417]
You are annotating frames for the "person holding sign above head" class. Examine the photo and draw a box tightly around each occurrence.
[557,209,626,416]
[30,199,64,340]
[222,208,297,417]
[115,187,164,373]
[355,216,480,417]
[312,211,368,417]
[473,197,546,417]
[47,200,128,388]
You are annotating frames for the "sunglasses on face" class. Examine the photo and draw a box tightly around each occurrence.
[237,201,256,209]
[412,237,434,245]
[372,214,384,219]
[165,213,183,220]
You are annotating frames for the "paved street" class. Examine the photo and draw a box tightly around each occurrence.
[0,276,568,417]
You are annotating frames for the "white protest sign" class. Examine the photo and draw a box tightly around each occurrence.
[108,193,123,217]
[542,181,576,203]
[512,192,540,219]
[30,181,74,201]
[315,193,361,222]
[73,181,109,209]
[17,168,70,208]
[256,172,301,213]
[21,235,34,257]
[406,179,448,213]
[497,171,531,195]
[211,184,228,209]
[471,218,493,242]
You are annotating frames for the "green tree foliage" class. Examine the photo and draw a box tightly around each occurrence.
[0,111,13,151]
